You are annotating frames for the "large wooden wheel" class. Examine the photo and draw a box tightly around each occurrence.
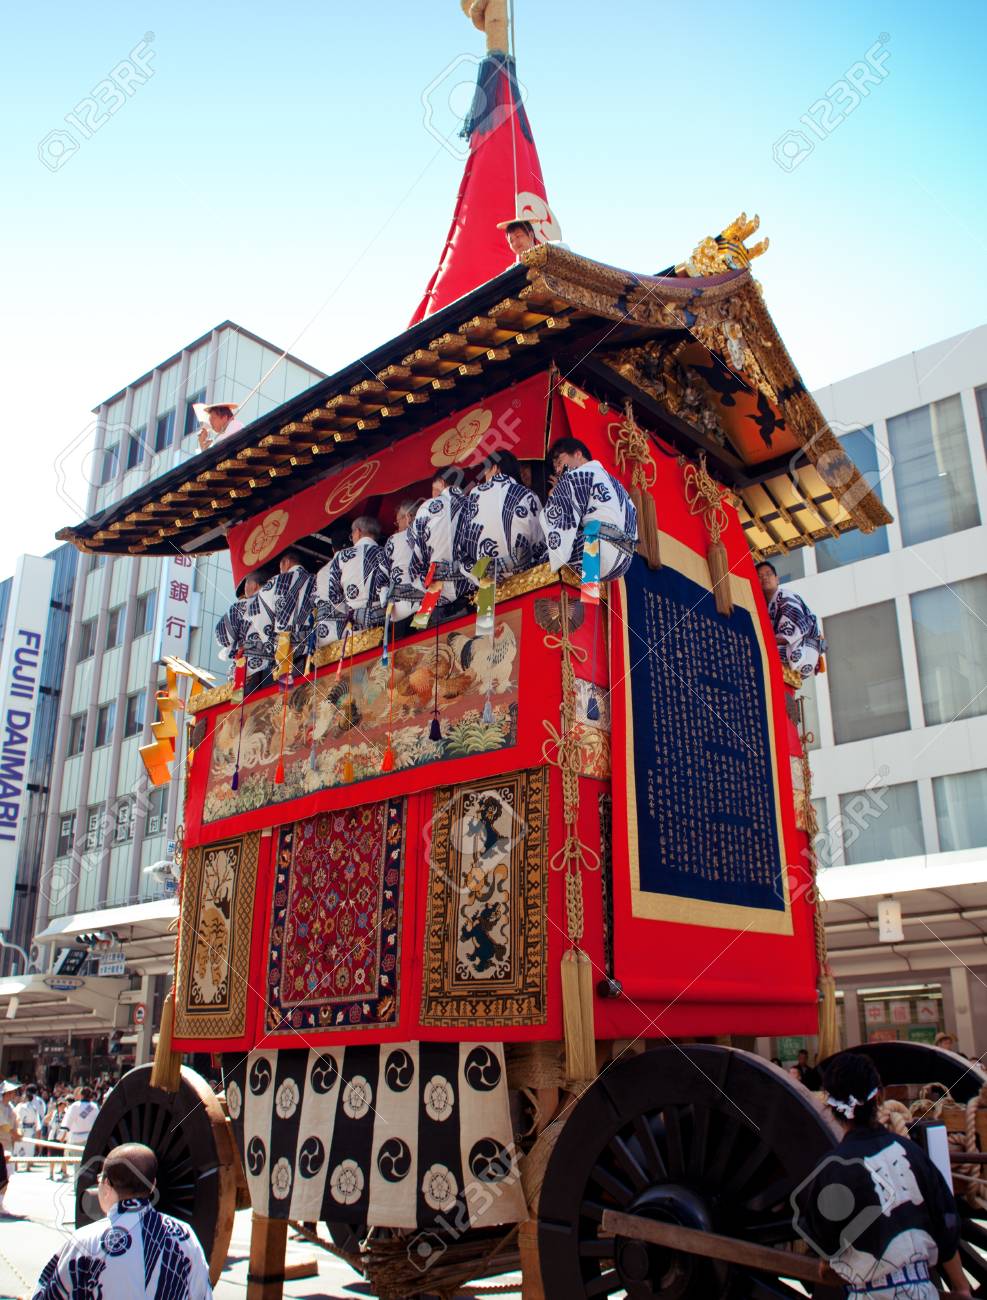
[76,1064,240,1285]
[538,1045,840,1298]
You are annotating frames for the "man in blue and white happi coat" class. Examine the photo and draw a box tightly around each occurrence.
[757,561,826,679]
[316,516,386,634]
[378,498,425,624]
[541,436,638,581]
[457,451,547,581]
[33,1143,212,1299]
[410,471,470,614]
[244,549,315,675]
[213,573,266,671]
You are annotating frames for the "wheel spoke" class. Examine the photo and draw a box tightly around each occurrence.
[610,1135,650,1193]
[688,1104,712,1182]
[589,1163,635,1207]
[631,1112,668,1181]
[739,1217,800,1247]
[958,1240,987,1287]
[578,1237,615,1259]
[724,1140,773,1198]
[744,1175,795,1216]
[662,1106,686,1178]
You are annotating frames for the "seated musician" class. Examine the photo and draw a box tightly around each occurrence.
[409,470,470,620]
[541,437,638,581]
[457,450,547,579]
[214,572,265,671]
[316,516,386,634]
[243,550,315,681]
[756,561,826,679]
[379,498,425,624]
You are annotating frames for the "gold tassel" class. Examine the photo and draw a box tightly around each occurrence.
[817,968,839,1063]
[630,484,661,570]
[150,987,182,1093]
[562,949,597,1085]
[707,538,733,616]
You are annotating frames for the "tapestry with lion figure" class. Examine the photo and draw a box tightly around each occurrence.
[174,832,260,1041]
[420,768,548,1026]
[201,610,521,823]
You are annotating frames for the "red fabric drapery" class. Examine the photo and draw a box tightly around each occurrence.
[410,53,559,324]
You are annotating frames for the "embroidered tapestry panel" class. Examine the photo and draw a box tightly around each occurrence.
[202,610,521,823]
[174,832,260,1040]
[265,799,404,1034]
[420,768,548,1027]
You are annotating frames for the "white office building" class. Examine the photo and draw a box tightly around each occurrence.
[0,323,323,1082]
[779,325,987,1059]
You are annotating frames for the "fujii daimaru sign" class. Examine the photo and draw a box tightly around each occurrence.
[0,555,55,928]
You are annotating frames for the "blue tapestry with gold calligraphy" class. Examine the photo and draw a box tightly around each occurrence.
[622,548,788,930]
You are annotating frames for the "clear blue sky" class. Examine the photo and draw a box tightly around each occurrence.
[1,0,984,571]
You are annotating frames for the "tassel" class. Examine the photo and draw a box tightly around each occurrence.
[817,968,839,1063]
[631,484,661,570]
[380,744,395,773]
[561,949,597,1085]
[428,623,442,742]
[429,716,442,742]
[273,686,288,785]
[707,538,733,616]
[580,520,601,605]
[380,607,396,773]
[342,755,354,783]
[482,697,494,725]
[586,694,600,722]
[150,987,182,1094]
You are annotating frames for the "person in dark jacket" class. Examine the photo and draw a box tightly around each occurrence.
[794,1052,969,1297]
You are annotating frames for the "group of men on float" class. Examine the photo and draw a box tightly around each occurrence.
[215,435,638,680]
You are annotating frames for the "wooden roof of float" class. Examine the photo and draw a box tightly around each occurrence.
[58,228,891,562]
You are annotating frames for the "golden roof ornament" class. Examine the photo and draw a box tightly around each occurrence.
[677,212,770,278]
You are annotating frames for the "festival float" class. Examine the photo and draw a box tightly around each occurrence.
[56,3,987,1296]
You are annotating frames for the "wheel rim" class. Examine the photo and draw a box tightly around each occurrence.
[538,1046,839,1299]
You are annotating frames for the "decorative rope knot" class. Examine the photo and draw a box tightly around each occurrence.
[541,632,588,665]
[608,400,657,490]
[683,452,729,545]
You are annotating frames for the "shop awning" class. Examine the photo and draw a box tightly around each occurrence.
[0,974,129,1043]
[33,898,179,975]
[818,849,987,979]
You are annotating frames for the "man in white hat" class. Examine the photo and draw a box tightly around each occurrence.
[0,1081,20,1214]
[497,217,536,258]
[195,401,243,451]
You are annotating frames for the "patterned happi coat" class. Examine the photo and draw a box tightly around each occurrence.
[457,473,548,579]
[214,596,267,673]
[244,565,316,667]
[541,459,638,581]
[410,487,469,605]
[379,524,424,621]
[33,1197,212,1300]
[316,538,385,633]
[767,587,825,679]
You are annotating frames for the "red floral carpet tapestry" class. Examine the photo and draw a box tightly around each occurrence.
[265,799,404,1034]
[420,768,548,1027]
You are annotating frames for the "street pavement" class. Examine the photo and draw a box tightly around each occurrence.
[0,1168,523,1299]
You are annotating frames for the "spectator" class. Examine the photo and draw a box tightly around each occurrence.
[0,1081,20,1215]
[935,1031,956,1053]
[14,1088,40,1166]
[795,1052,969,1297]
[61,1086,100,1160]
[796,1048,822,1091]
[756,561,826,680]
[32,1142,212,1298]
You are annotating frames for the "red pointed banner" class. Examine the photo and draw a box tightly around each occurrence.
[411,54,560,324]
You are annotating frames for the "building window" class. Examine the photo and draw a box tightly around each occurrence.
[114,798,134,844]
[134,591,155,637]
[840,780,924,866]
[56,813,76,857]
[934,769,987,852]
[100,443,119,486]
[126,427,147,470]
[104,607,123,650]
[154,409,176,453]
[768,549,805,584]
[67,714,87,757]
[911,576,987,727]
[84,804,104,851]
[814,427,892,571]
[824,601,910,744]
[94,701,116,747]
[184,388,207,436]
[144,785,168,837]
[89,554,105,575]
[887,394,980,546]
[77,619,97,661]
[124,690,146,737]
